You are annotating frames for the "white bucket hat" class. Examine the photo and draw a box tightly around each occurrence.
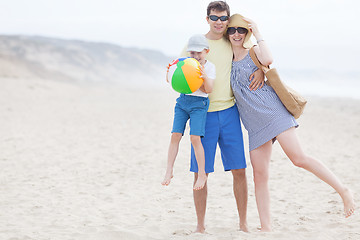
[187,34,209,52]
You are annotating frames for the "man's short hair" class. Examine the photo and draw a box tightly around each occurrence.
[207,1,230,17]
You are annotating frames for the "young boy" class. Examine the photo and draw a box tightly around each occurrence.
[162,34,216,190]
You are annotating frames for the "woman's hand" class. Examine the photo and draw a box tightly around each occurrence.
[243,17,260,35]
[244,16,273,66]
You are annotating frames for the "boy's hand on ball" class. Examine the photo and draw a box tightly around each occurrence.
[166,71,169,83]
[199,65,207,81]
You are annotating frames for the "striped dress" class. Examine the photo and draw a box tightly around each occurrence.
[231,52,298,151]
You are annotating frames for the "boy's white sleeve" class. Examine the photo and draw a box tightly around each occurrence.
[206,61,216,80]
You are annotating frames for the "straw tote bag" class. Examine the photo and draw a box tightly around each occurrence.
[249,47,307,119]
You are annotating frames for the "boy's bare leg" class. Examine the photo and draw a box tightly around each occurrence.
[162,133,182,186]
[190,135,208,190]
[193,172,208,233]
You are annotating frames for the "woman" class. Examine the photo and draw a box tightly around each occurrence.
[226,14,355,232]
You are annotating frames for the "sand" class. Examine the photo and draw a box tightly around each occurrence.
[1,77,359,240]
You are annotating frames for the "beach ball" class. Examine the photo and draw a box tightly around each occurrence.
[167,57,203,94]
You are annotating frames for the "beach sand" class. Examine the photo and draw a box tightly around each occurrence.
[1,77,359,240]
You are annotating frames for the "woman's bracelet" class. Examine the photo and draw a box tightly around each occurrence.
[257,39,264,43]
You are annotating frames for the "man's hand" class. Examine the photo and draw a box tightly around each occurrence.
[249,68,264,91]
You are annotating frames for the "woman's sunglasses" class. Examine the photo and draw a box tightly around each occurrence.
[227,27,248,35]
[208,15,229,22]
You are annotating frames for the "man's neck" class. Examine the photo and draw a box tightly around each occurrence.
[205,31,224,40]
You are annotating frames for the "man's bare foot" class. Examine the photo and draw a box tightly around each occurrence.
[240,223,249,232]
[194,225,205,233]
[257,226,272,232]
[341,188,355,218]
[161,171,173,186]
[193,174,207,190]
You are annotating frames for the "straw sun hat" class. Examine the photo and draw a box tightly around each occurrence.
[226,14,253,49]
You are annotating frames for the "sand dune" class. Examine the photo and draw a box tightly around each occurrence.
[0,35,171,85]
[1,77,359,240]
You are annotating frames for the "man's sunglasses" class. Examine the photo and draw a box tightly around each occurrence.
[227,27,248,35]
[208,15,229,22]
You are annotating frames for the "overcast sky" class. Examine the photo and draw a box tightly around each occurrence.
[1,0,360,71]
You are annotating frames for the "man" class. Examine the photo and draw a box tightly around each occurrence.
[182,1,264,233]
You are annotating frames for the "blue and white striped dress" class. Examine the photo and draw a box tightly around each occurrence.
[231,52,298,151]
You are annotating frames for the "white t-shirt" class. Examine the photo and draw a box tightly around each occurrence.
[188,60,216,98]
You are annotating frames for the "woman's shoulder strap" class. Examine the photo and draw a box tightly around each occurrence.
[249,46,263,70]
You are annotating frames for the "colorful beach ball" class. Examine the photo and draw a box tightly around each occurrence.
[167,57,203,94]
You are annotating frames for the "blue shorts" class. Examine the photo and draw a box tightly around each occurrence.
[172,94,210,137]
[191,105,247,173]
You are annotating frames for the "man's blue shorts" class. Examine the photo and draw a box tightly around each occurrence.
[190,105,247,173]
[172,94,210,137]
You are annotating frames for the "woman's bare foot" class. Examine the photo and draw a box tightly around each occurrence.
[193,174,207,190]
[161,171,173,186]
[341,188,355,218]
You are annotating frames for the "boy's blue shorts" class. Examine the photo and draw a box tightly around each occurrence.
[172,94,210,137]
[190,105,247,173]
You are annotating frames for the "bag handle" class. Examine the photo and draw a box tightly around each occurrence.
[249,47,270,74]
